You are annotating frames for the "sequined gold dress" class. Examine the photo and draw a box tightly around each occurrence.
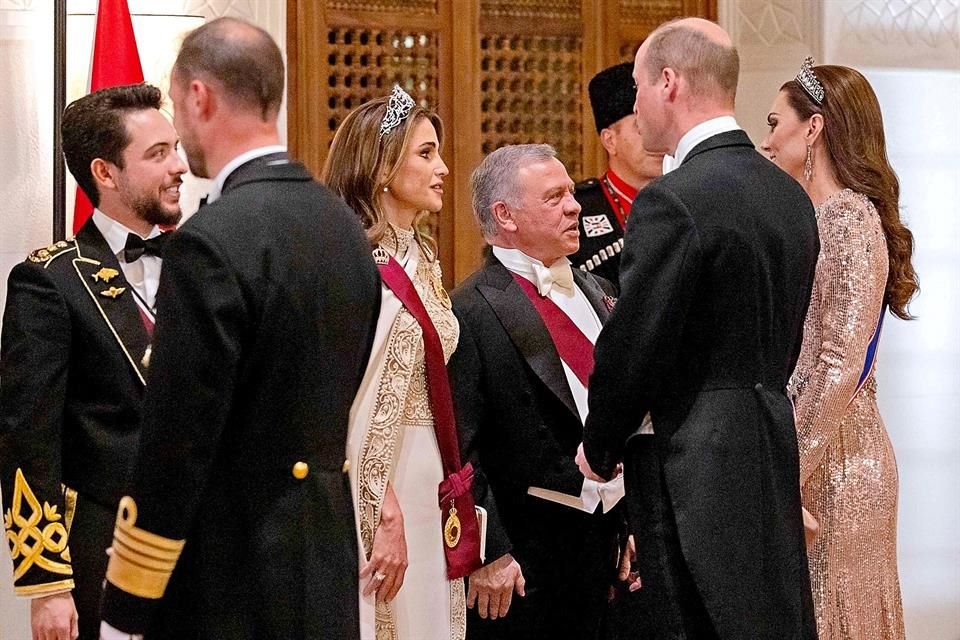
[789,189,904,639]
[347,225,465,640]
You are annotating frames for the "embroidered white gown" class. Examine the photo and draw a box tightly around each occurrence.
[347,225,465,640]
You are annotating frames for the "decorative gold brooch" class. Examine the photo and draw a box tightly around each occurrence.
[99,287,126,299]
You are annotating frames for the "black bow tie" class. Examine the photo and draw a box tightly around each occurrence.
[123,233,168,263]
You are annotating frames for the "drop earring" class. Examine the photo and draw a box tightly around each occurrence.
[803,144,814,181]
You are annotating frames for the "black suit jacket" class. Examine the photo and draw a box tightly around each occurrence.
[583,130,819,639]
[99,155,380,639]
[1,219,148,621]
[449,256,617,582]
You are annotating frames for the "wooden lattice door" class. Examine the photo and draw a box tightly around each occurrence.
[288,0,716,285]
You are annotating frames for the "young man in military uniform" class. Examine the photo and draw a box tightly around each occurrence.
[0,83,186,640]
[570,62,663,289]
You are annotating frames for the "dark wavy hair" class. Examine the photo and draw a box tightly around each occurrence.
[61,83,162,208]
[781,65,919,320]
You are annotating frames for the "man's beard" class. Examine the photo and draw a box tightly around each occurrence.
[131,192,182,227]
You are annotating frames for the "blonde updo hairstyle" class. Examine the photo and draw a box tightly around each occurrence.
[321,94,444,260]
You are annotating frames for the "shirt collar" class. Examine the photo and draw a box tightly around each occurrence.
[492,246,571,278]
[662,116,740,174]
[91,209,161,259]
[604,168,639,202]
[206,145,287,204]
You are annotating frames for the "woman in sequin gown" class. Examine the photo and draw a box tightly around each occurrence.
[761,63,919,639]
[322,92,466,640]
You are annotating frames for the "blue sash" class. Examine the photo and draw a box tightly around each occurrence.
[851,304,887,403]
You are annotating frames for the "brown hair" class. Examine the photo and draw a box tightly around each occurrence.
[173,17,284,120]
[321,94,444,258]
[644,20,739,103]
[781,65,918,319]
[61,83,163,208]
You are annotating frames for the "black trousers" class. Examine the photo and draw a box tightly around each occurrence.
[69,494,116,640]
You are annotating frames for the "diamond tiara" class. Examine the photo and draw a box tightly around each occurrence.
[378,85,416,140]
[796,56,824,105]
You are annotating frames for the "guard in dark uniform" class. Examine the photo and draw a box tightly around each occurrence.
[571,62,663,289]
[0,84,186,640]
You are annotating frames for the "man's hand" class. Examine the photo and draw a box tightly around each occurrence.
[31,591,78,640]
[466,553,525,620]
[360,483,408,603]
[617,535,642,593]
[576,442,605,482]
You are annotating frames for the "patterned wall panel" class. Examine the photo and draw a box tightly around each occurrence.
[481,0,580,20]
[621,0,684,31]
[479,34,584,178]
[326,0,437,13]
[326,27,439,132]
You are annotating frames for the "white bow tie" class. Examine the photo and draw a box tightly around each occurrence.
[532,259,574,297]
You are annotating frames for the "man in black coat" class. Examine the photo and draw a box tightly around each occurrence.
[98,18,379,640]
[450,144,622,640]
[570,62,663,290]
[577,18,819,640]
[0,84,186,640]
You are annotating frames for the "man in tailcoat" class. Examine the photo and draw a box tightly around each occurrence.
[0,83,186,640]
[577,18,819,639]
[98,18,380,639]
[449,144,623,640]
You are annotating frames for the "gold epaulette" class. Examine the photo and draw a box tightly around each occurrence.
[27,239,76,265]
[105,496,185,599]
[3,469,74,594]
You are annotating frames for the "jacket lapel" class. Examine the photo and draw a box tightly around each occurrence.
[573,270,611,324]
[476,258,579,419]
[72,221,150,385]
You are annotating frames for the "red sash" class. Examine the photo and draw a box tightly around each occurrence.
[511,273,595,387]
[376,252,482,579]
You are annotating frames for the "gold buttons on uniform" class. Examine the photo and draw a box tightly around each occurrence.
[342,459,351,474]
[292,461,309,480]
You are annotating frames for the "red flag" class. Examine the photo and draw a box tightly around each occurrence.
[72,0,144,234]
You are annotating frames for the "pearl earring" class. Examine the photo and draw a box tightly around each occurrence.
[383,186,389,193]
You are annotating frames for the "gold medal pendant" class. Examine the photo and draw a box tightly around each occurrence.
[443,502,461,548]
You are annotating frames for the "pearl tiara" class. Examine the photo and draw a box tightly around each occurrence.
[378,85,416,141]
[796,56,824,105]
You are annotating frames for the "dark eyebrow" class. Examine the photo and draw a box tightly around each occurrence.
[143,141,172,156]
[418,141,437,149]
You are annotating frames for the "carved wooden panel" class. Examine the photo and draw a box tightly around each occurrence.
[326,0,437,13]
[326,27,440,135]
[621,0,685,30]
[479,33,584,178]
[481,0,581,20]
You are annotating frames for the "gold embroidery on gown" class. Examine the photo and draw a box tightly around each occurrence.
[788,189,904,639]
[354,224,464,640]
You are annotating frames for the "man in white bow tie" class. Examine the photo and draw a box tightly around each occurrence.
[448,144,624,640]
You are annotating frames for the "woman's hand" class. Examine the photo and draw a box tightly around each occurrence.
[360,482,408,603]
[802,507,820,547]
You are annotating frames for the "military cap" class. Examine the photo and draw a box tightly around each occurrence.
[588,62,636,133]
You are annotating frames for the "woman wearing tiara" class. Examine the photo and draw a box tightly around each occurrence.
[322,86,466,640]
[761,59,917,639]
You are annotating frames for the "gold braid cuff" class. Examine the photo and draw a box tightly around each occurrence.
[105,497,185,599]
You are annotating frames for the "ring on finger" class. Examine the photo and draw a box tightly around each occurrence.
[374,571,386,582]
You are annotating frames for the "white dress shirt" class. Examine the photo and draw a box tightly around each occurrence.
[493,246,623,513]
[661,115,741,174]
[205,145,287,204]
[91,209,162,320]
